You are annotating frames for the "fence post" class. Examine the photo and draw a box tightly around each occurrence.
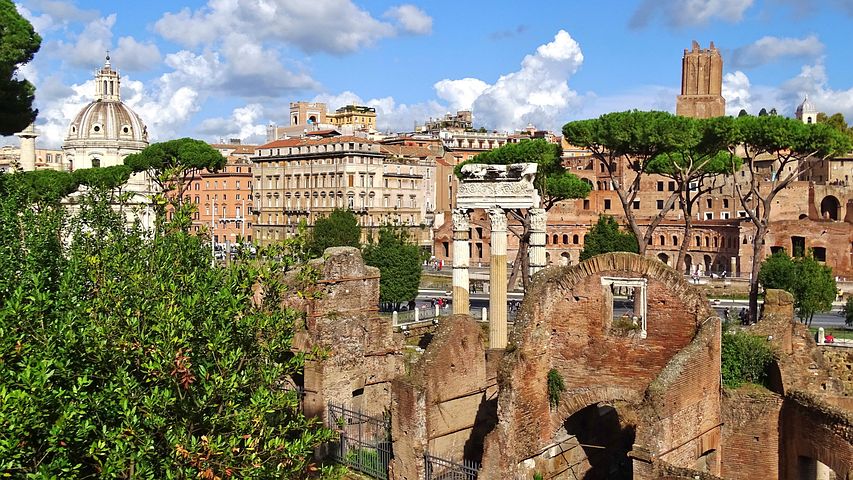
[415,307,420,322]
[435,304,440,318]
[482,307,487,322]
[393,311,398,326]
[818,326,825,344]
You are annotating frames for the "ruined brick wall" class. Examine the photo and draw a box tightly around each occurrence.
[291,247,404,420]
[390,315,493,480]
[780,391,853,479]
[479,253,721,478]
[639,317,722,475]
[720,388,783,480]
[820,347,853,396]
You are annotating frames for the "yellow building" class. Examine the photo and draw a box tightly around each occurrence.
[327,105,377,132]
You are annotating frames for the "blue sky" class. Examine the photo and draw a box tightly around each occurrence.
[6,0,853,148]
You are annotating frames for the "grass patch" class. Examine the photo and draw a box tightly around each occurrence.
[809,327,853,340]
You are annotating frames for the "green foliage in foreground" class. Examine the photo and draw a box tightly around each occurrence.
[721,330,776,389]
[579,215,639,261]
[0,172,341,479]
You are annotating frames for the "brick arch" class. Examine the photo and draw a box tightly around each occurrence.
[552,385,645,421]
[480,253,720,478]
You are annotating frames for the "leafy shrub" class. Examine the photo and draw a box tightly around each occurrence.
[0,172,340,479]
[721,330,776,388]
[547,368,566,408]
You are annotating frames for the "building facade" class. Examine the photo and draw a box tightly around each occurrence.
[184,154,254,245]
[251,135,436,247]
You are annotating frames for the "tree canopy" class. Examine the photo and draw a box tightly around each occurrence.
[0,171,340,478]
[363,227,423,310]
[758,250,836,325]
[0,1,41,136]
[579,215,639,261]
[454,138,590,209]
[563,110,699,255]
[729,114,850,322]
[309,209,361,256]
[124,138,226,204]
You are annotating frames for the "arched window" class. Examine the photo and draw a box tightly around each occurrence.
[92,158,101,168]
[672,235,678,246]
[562,234,569,244]
[659,235,665,246]
[553,234,559,244]
[572,234,579,244]
[713,237,718,248]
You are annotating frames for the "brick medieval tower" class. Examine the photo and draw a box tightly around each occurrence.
[676,41,725,118]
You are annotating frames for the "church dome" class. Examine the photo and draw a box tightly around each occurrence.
[62,54,149,169]
[66,100,148,144]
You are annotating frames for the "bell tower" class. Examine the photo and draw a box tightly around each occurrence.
[676,41,725,118]
[94,52,121,102]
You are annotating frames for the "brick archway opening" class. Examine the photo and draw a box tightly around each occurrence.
[820,195,841,220]
[561,403,636,480]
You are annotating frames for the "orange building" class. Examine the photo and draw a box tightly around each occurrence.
[185,154,255,246]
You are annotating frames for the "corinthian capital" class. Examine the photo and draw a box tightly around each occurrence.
[488,208,507,232]
[452,208,470,231]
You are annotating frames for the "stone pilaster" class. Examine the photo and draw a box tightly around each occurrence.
[452,208,470,315]
[488,208,508,349]
[528,207,547,277]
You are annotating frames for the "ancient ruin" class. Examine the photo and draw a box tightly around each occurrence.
[675,40,725,119]
[292,247,852,479]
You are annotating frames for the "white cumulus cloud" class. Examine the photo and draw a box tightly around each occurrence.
[154,0,423,55]
[438,29,585,132]
[384,4,433,35]
[730,35,824,69]
[433,78,490,111]
[630,0,754,28]
[722,71,753,115]
[197,104,269,144]
[113,36,162,72]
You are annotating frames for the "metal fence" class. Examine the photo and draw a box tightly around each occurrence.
[424,453,480,480]
[327,402,392,479]
[394,306,441,326]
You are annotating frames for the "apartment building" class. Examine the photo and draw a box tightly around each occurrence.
[184,155,254,245]
[251,135,436,246]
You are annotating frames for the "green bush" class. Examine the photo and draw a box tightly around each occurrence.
[0,172,340,479]
[547,368,566,408]
[844,297,853,327]
[721,330,776,388]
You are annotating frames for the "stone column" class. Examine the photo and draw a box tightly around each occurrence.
[14,123,37,172]
[730,257,737,277]
[489,208,508,349]
[528,207,547,277]
[452,208,471,315]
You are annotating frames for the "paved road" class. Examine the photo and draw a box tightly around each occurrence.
[417,288,851,330]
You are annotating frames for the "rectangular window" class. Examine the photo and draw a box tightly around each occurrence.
[657,181,664,192]
[633,200,640,210]
[668,181,675,191]
[236,181,241,190]
[722,212,730,219]
[604,199,611,210]
[656,199,664,209]
[583,199,590,210]
[723,199,729,209]
[705,212,713,220]
[706,198,713,209]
